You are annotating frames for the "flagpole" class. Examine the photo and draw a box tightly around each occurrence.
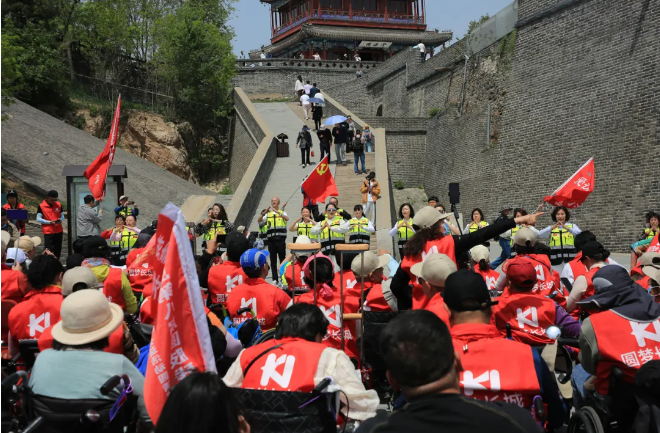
[541,156,593,209]
[284,156,332,208]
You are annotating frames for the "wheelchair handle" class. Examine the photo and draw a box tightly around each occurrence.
[1,370,28,388]
[236,307,253,316]
[101,374,131,395]
[21,416,44,433]
[557,337,580,348]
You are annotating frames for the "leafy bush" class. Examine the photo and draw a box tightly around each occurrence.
[220,183,233,195]
[428,107,443,118]
[394,180,405,190]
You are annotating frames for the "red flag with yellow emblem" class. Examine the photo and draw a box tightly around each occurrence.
[301,155,338,203]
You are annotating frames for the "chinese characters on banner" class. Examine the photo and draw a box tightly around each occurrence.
[543,157,595,209]
[143,204,216,422]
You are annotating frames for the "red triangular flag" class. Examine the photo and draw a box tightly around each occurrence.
[543,158,594,209]
[301,155,339,203]
[143,204,216,423]
[84,95,121,200]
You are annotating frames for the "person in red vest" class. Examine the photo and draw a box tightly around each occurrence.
[566,241,614,314]
[226,248,292,330]
[354,251,394,312]
[392,206,542,311]
[36,190,64,259]
[470,245,500,291]
[445,269,565,430]
[125,226,155,299]
[560,231,622,291]
[8,255,64,353]
[494,228,565,302]
[38,266,138,362]
[333,251,362,298]
[492,257,580,346]
[207,231,249,306]
[224,303,379,420]
[81,236,138,314]
[572,266,660,414]
[410,253,457,327]
[3,189,27,236]
[1,231,30,304]
[298,254,361,360]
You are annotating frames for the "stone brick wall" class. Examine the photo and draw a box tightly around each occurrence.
[229,91,262,191]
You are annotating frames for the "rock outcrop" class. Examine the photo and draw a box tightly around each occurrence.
[118,111,197,182]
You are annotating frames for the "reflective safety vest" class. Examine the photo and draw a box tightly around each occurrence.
[226,278,292,330]
[590,310,660,395]
[110,228,137,250]
[298,288,360,360]
[318,216,345,254]
[643,228,659,241]
[258,223,268,239]
[468,221,488,233]
[363,283,393,312]
[208,261,247,305]
[204,221,226,242]
[100,267,126,310]
[240,338,326,392]
[265,210,287,240]
[39,321,124,355]
[39,200,63,235]
[282,261,309,292]
[396,218,415,248]
[452,323,541,408]
[8,286,63,342]
[474,267,500,291]
[117,206,135,217]
[349,217,371,244]
[401,235,457,310]
[491,292,557,346]
[325,208,345,218]
[296,222,318,241]
[424,292,450,328]
[549,224,577,263]
[509,225,523,248]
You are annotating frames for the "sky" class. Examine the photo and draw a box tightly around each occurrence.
[228,0,513,56]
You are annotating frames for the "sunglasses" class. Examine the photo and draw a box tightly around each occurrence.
[327,209,336,212]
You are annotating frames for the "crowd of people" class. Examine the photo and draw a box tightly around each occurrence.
[2,181,660,433]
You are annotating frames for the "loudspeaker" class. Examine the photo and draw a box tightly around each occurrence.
[448,183,460,204]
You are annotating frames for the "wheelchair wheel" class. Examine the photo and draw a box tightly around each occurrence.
[567,407,605,433]
[252,329,276,345]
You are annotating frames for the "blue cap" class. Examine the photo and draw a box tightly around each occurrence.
[240,248,270,272]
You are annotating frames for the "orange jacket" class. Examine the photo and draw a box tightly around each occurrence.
[360,179,381,203]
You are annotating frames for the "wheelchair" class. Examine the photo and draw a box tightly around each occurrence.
[3,372,140,433]
[235,386,340,433]
[361,311,400,404]
[567,368,639,433]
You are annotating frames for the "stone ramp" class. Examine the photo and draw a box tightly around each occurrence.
[1,100,215,225]
[248,102,337,243]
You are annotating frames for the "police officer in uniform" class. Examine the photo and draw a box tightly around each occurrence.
[258,197,289,282]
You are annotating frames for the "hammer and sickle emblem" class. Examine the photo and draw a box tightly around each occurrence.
[316,163,328,175]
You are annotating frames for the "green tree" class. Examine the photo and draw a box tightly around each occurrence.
[1,27,24,107]
[465,13,490,37]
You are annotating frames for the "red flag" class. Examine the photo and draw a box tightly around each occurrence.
[84,95,121,200]
[144,204,216,423]
[543,157,595,209]
[301,155,339,203]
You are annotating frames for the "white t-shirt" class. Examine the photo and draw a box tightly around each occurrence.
[304,84,312,94]
[260,53,266,59]
[417,43,426,53]
[367,181,374,202]
[300,94,310,105]
[295,80,304,91]
[313,54,321,60]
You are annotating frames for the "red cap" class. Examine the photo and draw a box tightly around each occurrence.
[504,257,538,288]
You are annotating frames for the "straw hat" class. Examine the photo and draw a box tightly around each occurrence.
[51,289,123,345]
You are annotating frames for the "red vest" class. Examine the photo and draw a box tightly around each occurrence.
[140,296,154,325]
[39,200,63,235]
[364,284,393,312]
[1,269,29,304]
[226,278,292,330]
[649,234,660,254]
[401,236,457,310]
[8,286,63,342]
[568,253,587,281]
[474,268,500,290]
[100,267,125,310]
[298,288,360,359]
[491,292,557,345]
[636,275,652,290]
[38,322,124,355]
[590,310,660,395]
[452,323,541,407]
[239,338,326,392]
[3,203,26,234]
[332,270,365,298]
[424,293,450,328]
[284,261,309,292]
[208,261,247,304]
[126,248,153,296]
